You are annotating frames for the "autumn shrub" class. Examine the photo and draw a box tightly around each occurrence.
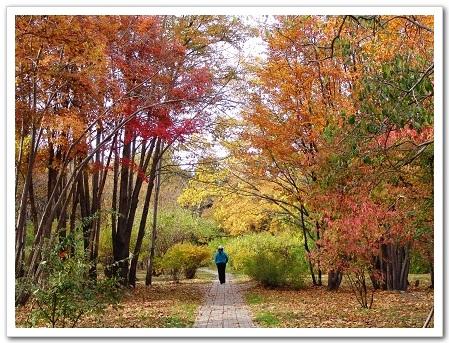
[216,232,308,288]
[347,268,374,309]
[161,243,211,281]
[155,208,221,253]
[23,234,120,328]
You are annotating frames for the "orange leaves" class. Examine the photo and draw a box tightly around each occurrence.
[135,16,158,34]
[41,109,86,147]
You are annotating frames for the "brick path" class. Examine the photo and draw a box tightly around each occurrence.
[194,270,256,328]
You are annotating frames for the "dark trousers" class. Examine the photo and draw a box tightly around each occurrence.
[216,263,226,284]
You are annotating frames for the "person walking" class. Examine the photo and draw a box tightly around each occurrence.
[214,245,229,284]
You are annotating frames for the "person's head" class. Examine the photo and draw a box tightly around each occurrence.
[218,245,224,252]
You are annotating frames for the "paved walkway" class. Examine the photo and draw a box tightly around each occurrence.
[194,270,256,328]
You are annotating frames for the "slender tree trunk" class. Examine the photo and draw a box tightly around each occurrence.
[68,177,79,255]
[146,141,163,286]
[79,169,91,250]
[129,139,160,286]
[88,207,101,280]
[15,115,26,199]
[128,136,136,200]
[316,221,322,286]
[56,180,68,241]
[111,149,119,258]
[69,170,80,232]
[47,141,56,203]
[300,205,317,286]
[28,175,39,234]
[370,256,381,290]
[114,127,132,284]
[15,125,38,278]
[88,125,102,279]
[423,306,434,328]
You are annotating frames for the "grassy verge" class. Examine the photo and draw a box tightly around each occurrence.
[244,274,434,328]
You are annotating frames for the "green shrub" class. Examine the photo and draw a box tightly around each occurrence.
[24,234,120,328]
[244,247,306,289]
[211,232,308,288]
[161,243,211,281]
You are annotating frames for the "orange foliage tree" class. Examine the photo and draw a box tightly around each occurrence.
[232,15,434,292]
[15,15,248,303]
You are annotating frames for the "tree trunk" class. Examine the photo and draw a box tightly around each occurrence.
[28,175,39,235]
[88,125,102,279]
[111,146,119,258]
[125,139,156,254]
[327,269,343,290]
[370,256,381,290]
[79,169,91,251]
[146,142,163,286]
[378,243,410,291]
[15,115,26,199]
[47,141,56,203]
[430,263,434,289]
[15,125,38,278]
[114,127,132,285]
[129,139,160,287]
[316,221,322,286]
[300,205,317,286]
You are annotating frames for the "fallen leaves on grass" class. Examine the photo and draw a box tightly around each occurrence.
[16,280,208,328]
[244,282,433,328]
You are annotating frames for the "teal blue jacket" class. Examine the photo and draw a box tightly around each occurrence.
[214,251,228,264]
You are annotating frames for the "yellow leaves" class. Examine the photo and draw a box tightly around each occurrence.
[212,193,276,235]
[177,163,229,208]
[360,16,434,68]
[177,155,296,235]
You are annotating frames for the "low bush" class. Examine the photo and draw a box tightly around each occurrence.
[23,234,120,328]
[211,232,308,288]
[161,243,211,281]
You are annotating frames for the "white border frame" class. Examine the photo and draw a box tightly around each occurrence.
[6,6,443,338]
